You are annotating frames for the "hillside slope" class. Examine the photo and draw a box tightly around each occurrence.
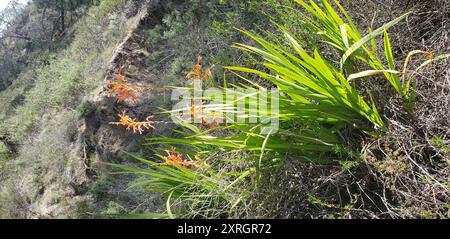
[0,0,449,219]
[0,0,163,218]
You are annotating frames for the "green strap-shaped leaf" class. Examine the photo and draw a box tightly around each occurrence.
[340,12,410,70]
[383,29,404,97]
[340,24,349,48]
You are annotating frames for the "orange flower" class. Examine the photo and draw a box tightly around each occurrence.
[106,65,143,104]
[185,56,219,129]
[209,120,218,129]
[186,56,214,81]
[203,64,215,80]
[163,147,184,165]
[118,64,125,83]
[428,52,433,66]
[162,147,200,169]
[109,111,155,134]
[199,118,208,129]
[197,112,222,130]
[186,56,202,81]
[199,117,219,130]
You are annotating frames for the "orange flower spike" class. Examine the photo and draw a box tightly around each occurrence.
[109,112,155,134]
[186,56,203,80]
[161,148,201,169]
[186,56,216,82]
[126,84,139,104]
[209,120,217,129]
[428,52,433,66]
[116,88,128,103]
[106,65,143,104]
[134,115,155,134]
[182,161,200,169]
[199,118,208,129]
[118,64,124,83]
[106,82,121,97]
[130,91,137,104]
[184,155,201,169]
[109,83,142,104]
[187,64,201,80]
[163,148,183,165]
[203,64,215,80]
[190,96,197,119]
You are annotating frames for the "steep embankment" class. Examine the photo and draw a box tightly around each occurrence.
[0,0,165,218]
[1,0,242,218]
[84,1,168,166]
[2,0,447,219]
[78,0,172,217]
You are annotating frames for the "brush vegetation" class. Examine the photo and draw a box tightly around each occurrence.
[113,0,450,218]
[0,0,449,219]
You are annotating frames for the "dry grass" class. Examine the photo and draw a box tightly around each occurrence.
[239,0,450,219]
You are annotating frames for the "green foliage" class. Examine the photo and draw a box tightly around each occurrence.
[2,0,128,142]
[145,25,164,44]
[0,142,12,181]
[112,151,252,218]
[7,57,83,140]
[0,0,132,218]
[93,0,123,19]
[432,136,450,154]
[0,142,11,160]
[81,171,165,218]
[76,99,96,118]
[0,0,91,91]
[306,192,357,218]
[0,185,28,218]
[230,29,386,130]
[339,160,360,171]
[294,0,412,106]
[0,110,80,218]
[421,210,433,219]
[294,0,450,112]
[116,0,425,219]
